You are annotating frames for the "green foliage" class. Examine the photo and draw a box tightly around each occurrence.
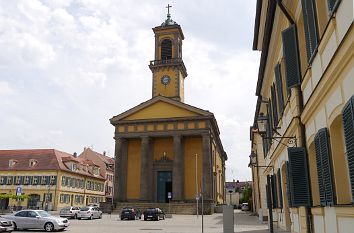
[240,185,252,206]
[0,193,29,200]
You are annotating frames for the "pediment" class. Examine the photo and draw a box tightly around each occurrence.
[110,96,212,124]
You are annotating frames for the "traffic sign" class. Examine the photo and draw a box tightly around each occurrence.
[167,192,172,199]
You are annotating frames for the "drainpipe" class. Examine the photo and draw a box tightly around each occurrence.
[275,1,313,233]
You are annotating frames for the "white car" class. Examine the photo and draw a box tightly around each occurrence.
[0,217,14,233]
[77,206,102,220]
[3,210,69,232]
[59,206,81,219]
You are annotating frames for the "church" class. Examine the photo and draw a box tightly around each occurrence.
[110,8,227,214]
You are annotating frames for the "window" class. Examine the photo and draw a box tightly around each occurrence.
[41,176,47,185]
[29,159,38,167]
[9,160,17,168]
[50,176,56,185]
[342,95,354,203]
[24,176,30,185]
[33,176,39,185]
[301,0,319,62]
[0,176,5,185]
[161,39,172,60]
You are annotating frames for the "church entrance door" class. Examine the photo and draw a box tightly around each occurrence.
[157,171,172,203]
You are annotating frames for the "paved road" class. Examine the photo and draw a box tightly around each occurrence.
[12,210,287,233]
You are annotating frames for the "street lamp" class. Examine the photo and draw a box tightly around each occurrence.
[195,153,199,218]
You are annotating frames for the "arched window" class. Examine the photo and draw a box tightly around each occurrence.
[161,39,172,60]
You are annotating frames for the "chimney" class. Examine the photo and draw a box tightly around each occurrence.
[73,152,77,158]
[103,151,106,156]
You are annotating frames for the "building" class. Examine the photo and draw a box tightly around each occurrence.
[250,0,353,232]
[79,148,114,202]
[225,181,252,207]
[110,9,227,214]
[0,149,105,211]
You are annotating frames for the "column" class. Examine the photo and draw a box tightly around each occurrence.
[140,136,151,201]
[113,137,127,203]
[202,133,212,200]
[172,134,184,201]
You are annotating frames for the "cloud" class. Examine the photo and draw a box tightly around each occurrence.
[0,0,259,181]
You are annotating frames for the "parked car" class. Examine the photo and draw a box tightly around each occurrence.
[59,206,81,219]
[3,210,69,232]
[143,208,165,221]
[241,203,249,211]
[77,206,102,220]
[120,207,141,220]
[87,203,100,208]
[0,217,14,233]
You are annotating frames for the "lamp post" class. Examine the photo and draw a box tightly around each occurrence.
[195,153,199,218]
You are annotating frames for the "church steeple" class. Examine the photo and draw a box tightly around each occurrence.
[149,5,187,102]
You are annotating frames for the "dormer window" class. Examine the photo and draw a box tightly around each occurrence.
[71,163,77,171]
[9,159,17,168]
[93,167,99,176]
[29,159,38,167]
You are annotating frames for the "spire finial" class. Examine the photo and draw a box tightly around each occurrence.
[166,4,172,17]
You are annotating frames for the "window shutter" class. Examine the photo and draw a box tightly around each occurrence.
[275,63,285,114]
[271,85,279,127]
[285,162,293,207]
[271,175,278,208]
[327,0,341,13]
[315,128,336,206]
[266,176,272,209]
[282,24,302,89]
[278,168,284,209]
[342,96,354,202]
[301,0,319,61]
[288,147,312,207]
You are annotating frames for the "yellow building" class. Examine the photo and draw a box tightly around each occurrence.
[0,149,105,211]
[250,0,353,232]
[110,10,227,214]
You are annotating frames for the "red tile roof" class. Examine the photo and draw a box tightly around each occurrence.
[0,149,104,180]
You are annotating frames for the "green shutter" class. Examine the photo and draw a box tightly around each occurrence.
[275,63,285,115]
[285,162,293,207]
[271,85,279,127]
[301,0,319,61]
[315,128,336,206]
[278,168,284,209]
[266,176,272,209]
[282,24,302,89]
[342,96,354,202]
[327,0,341,13]
[271,175,278,208]
[288,147,312,207]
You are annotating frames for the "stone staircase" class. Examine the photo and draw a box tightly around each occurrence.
[113,202,198,215]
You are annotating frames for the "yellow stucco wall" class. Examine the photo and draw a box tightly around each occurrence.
[184,137,203,199]
[154,70,178,98]
[126,139,141,199]
[153,138,174,160]
[123,101,199,120]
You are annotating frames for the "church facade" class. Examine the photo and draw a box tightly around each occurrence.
[110,11,227,213]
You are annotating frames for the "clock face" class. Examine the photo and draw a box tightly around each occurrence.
[161,75,171,85]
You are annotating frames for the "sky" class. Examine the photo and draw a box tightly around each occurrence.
[0,0,260,181]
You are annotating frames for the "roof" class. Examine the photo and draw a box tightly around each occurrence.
[0,149,105,180]
[80,148,114,166]
[225,181,252,190]
[110,95,213,124]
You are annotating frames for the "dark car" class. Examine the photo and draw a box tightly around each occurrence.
[143,208,165,221]
[120,207,141,220]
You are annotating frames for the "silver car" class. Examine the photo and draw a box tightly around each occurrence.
[3,210,69,232]
[77,206,102,220]
[0,217,14,233]
[59,206,81,219]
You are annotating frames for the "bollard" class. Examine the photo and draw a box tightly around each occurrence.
[223,205,234,233]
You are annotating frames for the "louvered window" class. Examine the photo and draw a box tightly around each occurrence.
[271,85,279,127]
[275,63,285,115]
[315,128,336,206]
[342,95,354,202]
[282,25,302,90]
[287,147,312,207]
[271,174,278,208]
[301,0,319,62]
[327,0,341,14]
[277,168,284,208]
[161,39,172,60]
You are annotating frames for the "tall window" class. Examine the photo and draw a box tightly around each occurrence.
[161,39,172,60]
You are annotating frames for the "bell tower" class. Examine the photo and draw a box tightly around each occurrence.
[149,5,187,102]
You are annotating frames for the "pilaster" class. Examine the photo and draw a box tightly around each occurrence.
[113,137,127,202]
[202,133,212,200]
[140,136,152,201]
[172,134,184,200]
